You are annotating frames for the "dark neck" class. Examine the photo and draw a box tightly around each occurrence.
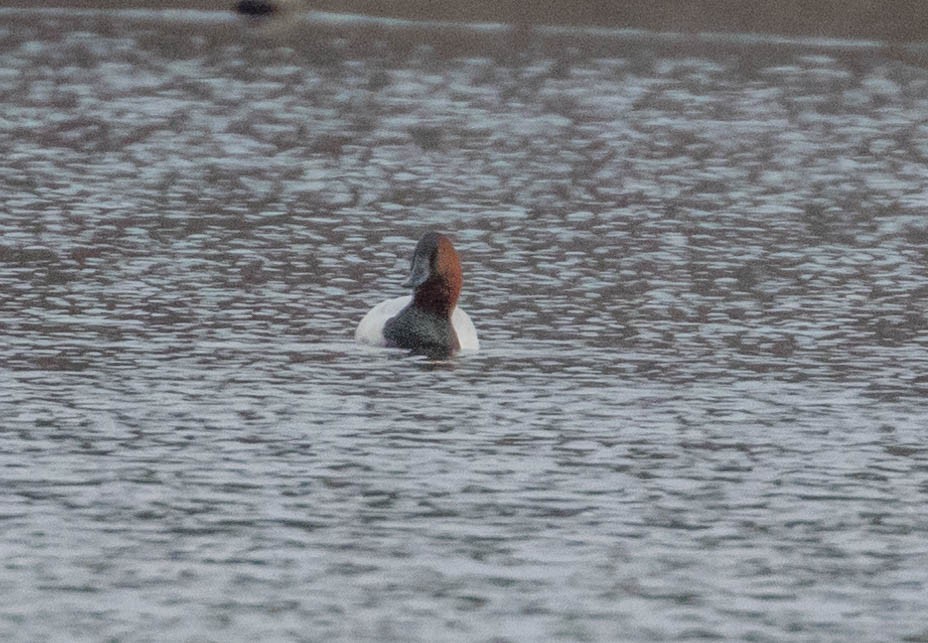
[413,277,457,317]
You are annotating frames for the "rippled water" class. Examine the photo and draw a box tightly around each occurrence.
[2,9,928,641]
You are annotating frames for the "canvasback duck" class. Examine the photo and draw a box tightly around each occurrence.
[355,232,479,358]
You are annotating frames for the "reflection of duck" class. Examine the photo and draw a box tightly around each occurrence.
[356,232,479,358]
[234,0,302,17]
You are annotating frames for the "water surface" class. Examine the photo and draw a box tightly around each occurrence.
[1,10,928,641]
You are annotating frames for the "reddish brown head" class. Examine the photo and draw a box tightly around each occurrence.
[403,232,463,318]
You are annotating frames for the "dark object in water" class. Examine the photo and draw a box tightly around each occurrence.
[235,0,277,16]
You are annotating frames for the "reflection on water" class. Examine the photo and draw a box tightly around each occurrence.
[2,9,927,642]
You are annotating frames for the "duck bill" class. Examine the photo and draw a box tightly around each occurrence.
[403,254,430,289]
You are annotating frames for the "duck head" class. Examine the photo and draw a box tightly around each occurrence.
[404,231,462,318]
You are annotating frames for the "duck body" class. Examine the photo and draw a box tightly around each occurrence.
[235,0,278,16]
[355,232,479,358]
[235,0,303,16]
[356,295,479,353]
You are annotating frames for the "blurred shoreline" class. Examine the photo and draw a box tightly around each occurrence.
[4,0,928,42]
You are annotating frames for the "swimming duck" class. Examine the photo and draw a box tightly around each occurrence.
[234,0,302,16]
[355,232,479,358]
